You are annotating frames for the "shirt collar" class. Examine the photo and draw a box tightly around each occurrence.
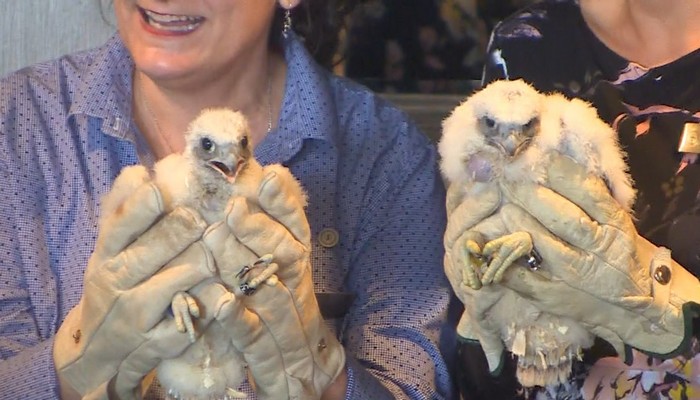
[256,33,340,164]
[68,34,135,140]
[66,33,339,163]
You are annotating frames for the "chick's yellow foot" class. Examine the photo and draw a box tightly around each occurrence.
[171,291,200,343]
[481,231,533,285]
[236,254,279,296]
[460,235,487,290]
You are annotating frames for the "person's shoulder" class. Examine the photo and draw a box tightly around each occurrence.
[484,0,589,88]
[491,0,581,44]
[327,76,441,186]
[329,75,433,148]
[0,45,104,111]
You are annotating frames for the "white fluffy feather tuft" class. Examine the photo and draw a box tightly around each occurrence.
[547,96,636,211]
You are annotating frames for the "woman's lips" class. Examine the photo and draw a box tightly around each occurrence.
[138,6,205,35]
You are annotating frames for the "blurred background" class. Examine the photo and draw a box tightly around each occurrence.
[0,0,537,140]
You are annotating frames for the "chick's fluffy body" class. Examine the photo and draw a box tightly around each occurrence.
[152,108,259,400]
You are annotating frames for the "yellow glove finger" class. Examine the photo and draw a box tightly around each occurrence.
[225,197,306,272]
[498,203,583,282]
[444,182,501,250]
[100,206,208,291]
[258,166,311,245]
[125,242,216,330]
[202,219,260,284]
[95,182,164,258]
[545,154,635,233]
[500,173,611,254]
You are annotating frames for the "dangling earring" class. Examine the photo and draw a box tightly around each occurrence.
[282,2,292,38]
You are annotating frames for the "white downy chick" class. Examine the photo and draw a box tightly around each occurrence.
[439,79,635,388]
[152,108,268,400]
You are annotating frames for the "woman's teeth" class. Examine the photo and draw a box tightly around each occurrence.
[142,9,204,32]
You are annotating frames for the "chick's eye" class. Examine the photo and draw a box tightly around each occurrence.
[484,117,496,128]
[201,137,215,153]
[524,117,538,129]
[240,136,249,149]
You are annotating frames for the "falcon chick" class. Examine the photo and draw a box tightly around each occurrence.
[439,79,635,387]
[154,106,263,224]
[116,108,281,399]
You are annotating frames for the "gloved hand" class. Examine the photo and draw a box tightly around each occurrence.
[496,153,700,360]
[443,180,515,374]
[53,166,217,400]
[201,165,346,399]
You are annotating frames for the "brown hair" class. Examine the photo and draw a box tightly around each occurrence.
[271,0,364,69]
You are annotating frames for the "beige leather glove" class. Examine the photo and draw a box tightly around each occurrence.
[201,165,345,399]
[443,180,516,373]
[497,153,700,360]
[53,166,216,400]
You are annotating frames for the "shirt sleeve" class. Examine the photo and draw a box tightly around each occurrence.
[342,120,454,399]
[0,133,62,400]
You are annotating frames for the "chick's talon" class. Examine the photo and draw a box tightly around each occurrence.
[171,291,200,343]
[481,231,533,284]
[237,254,279,295]
[461,238,486,290]
[226,387,248,399]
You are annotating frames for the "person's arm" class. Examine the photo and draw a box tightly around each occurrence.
[341,123,454,399]
[0,134,65,399]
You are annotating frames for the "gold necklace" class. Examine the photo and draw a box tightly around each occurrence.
[138,87,174,154]
[265,72,273,133]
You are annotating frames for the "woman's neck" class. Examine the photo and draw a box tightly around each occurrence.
[133,52,285,159]
[580,0,700,68]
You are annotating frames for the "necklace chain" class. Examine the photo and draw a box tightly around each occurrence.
[266,71,273,133]
[139,86,172,153]
[137,71,274,153]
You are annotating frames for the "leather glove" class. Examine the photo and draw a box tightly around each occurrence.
[53,166,216,400]
[201,165,345,399]
[443,180,515,374]
[496,153,700,360]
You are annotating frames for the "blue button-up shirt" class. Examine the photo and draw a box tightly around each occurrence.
[0,34,454,399]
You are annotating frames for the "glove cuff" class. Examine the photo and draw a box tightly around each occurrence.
[632,237,700,358]
[308,314,347,395]
[54,304,112,397]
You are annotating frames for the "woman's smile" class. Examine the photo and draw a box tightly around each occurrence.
[137,5,205,35]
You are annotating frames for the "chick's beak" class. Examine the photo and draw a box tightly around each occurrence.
[503,129,529,157]
[209,156,247,183]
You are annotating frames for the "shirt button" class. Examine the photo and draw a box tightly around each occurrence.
[318,228,339,248]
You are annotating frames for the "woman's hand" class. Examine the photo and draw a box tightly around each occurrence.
[54,166,217,400]
[200,165,346,399]
[496,153,700,360]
